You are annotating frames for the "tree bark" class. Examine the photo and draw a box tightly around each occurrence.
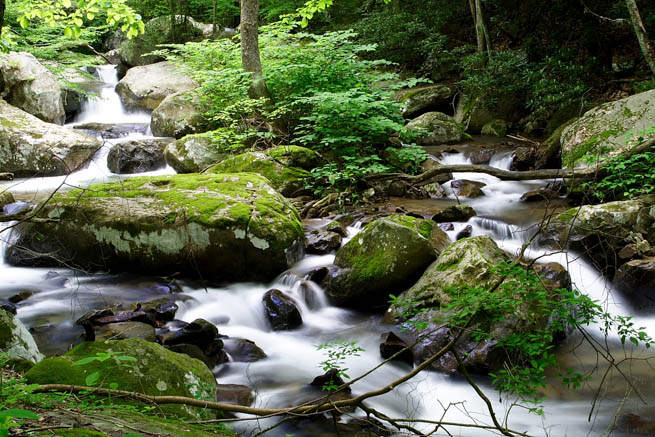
[240,0,271,100]
[625,0,655,78]
[169,0,176,42]
[213,0,217,34]
[0,0,6,41]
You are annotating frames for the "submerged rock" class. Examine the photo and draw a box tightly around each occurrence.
[0,52,65,124]
[322,215,449,310]
[25,338,217,418]
[262,289,303,331]
[216,384,254,406]
[6,173,304,282]
[0,309,44,368]
[222,338,267,362]
[116,62,196,111]
[0,99,101,176]
[107,138,172,174]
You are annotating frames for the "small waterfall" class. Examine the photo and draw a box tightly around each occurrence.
[72,65,150,125]
[488,150,514,170]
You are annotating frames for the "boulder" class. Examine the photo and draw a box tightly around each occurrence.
[456,224,473,240]
[481,119,508,137]
[305,229,342,254]
[6,173,305,282]
[164,130,245,173]
[396,84,455,119]
[118,16,205,67]
[0,99,101,176]
[321,215,450,309]
[451,179,486,198]
[0,186,14,210]
[95,322,157,342]
[406,112,464,145]
[216,384,254,406]
[160,319,229,368]
[0,309,44,368]
[55,66,104,119]
[431,204,477,222]
[262,289,303,330]
[206,148,315,197]
[539,195,655,273]
[150,91,205,138]
[510,146,537,171]
[379,332,413,365]
[107,138,173,174]
[222,338,267,362]
[0,52,65,124]
[25,338,217,418]
[560,89,655,168]
[455,94,521,135]
[469,149,495,165]
[116,62,196,111]
[73,122,150,139]
[266,145,323,170]
[614,257,655,309]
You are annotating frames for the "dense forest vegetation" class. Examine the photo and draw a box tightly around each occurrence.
[0,0,654,436]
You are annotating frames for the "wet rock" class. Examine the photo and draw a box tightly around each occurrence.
[406,112,464,145]
[306,230,342,254]
[116,62,196,111]
[297,280,321,309]
[286,416,392,437]
[468,149,495,165]
[0,100,101,177]
[0,52,65,124]
[310,368,350,393]
[432,204,477,223]
[322,216,449,310]
[167,343,228,369]
[614,257,655,309]
[1,303,17,315]
[481,119,508,137]
[216,384,254,406]
[533,262,572,291]
[423,182,446,199]
[0,186,14,210]
[107,138,172,174]
[8,291,33,304]
[95,322,156,342]
[326,221,348,237]
[618,240,652,261]
[510,146,537,171]
[132,298,179,323]
[160,318,229,368]
[222,338,267,362]
[306,266,329,283]
[451,179,486,198]
[396,84,454,119]
[455,224,473,240]
[615,413,655,436]
[520,188,558,202]
[439,223,454,231]
[73,123,150,139]
[262,289,303,331]
[379,332,413,365]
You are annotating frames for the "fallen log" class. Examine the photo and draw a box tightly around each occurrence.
[0,173,14,181]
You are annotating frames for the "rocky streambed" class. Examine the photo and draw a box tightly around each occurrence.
[1,59,655,436]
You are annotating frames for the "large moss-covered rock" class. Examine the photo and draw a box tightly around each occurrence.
[0,186,14,210]
[455,94,521,135]
[266,145,323,170]
[0,52,65,124]
[406,112,464,145]
[6,173,304,282]
[164,131,244,173]
[0,309,44,368]
[116,62,196,111]
[396,84,454,119]
[539,195,655,273]
[118,16,204,67]
[25,338,216,418]
[561,89,655,168]
[0,99,101,176]
[206,150,310,197]
[321,216,450,309]
[150,91,205,138]
[481,119,508,137]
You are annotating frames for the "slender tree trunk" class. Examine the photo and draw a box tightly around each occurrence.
[474,0,492,57]
[240,0,270,100]
[625,0,655,78]
[0,0,6,41]
[169,0,176,42]
[468,0,484,52]
[213,0,217,34]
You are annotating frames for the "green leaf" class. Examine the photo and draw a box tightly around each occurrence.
[0,409,39,420]
[85,371,100,386]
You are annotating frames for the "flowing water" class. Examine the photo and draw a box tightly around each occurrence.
[1,66,653,436]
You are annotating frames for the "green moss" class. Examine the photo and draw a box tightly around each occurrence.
[563,129,619,167]
[386,215,432,238]
[52,430,108,437]
[266,145,322,170]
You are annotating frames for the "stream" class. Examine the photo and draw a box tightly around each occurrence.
[1,65,654,436]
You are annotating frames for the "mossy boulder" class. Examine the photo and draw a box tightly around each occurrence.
[0,52,65,125]
[116,62,196,111]
[266,145,323,170]
[561,89,655,168]
[533,118,575,169]
[539,195,655,273]
[0,99,101,176]
[118,16,205,67]
[406,112,464,145]
[164,131,245,173]
[6,173,304,282]
[455,94,521,135]
[25,338,216,418]
[0,186,14,210]
[321,216,450,310]
[150,91,206,139]
[0,309,44,368]
[396,84,455,119]
[481,119,508,137]
[206,149,313,197]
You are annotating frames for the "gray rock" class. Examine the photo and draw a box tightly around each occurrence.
[73,122,150,139]
[406,112,464,145]
[614,257,655,309]
[451,179,486,198]
[0,309,44,367]
[396,84,454,119]
[107,138,173,174]
[116,62,196,111]
[150,91,205,138]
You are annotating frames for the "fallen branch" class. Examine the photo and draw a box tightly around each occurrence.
[0,173,14,181]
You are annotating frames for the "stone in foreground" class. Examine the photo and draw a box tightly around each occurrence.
[6,173,304,282]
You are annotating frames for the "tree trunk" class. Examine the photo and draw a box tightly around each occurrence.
[0,0,6,41]
[625,0,655,78]
[169,0,176,42]
[474,0,492,57]
[240,0,270,100]
[213,0,217,34]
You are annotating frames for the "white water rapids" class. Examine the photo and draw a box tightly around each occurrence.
[1,66,653,436]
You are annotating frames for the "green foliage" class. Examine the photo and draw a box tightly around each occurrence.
[384,144,429,174]
[392,261,653,413]
[316,340,365,392]
[306,155,389,199]
[72,351,137,389]
[583,128,655,201]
